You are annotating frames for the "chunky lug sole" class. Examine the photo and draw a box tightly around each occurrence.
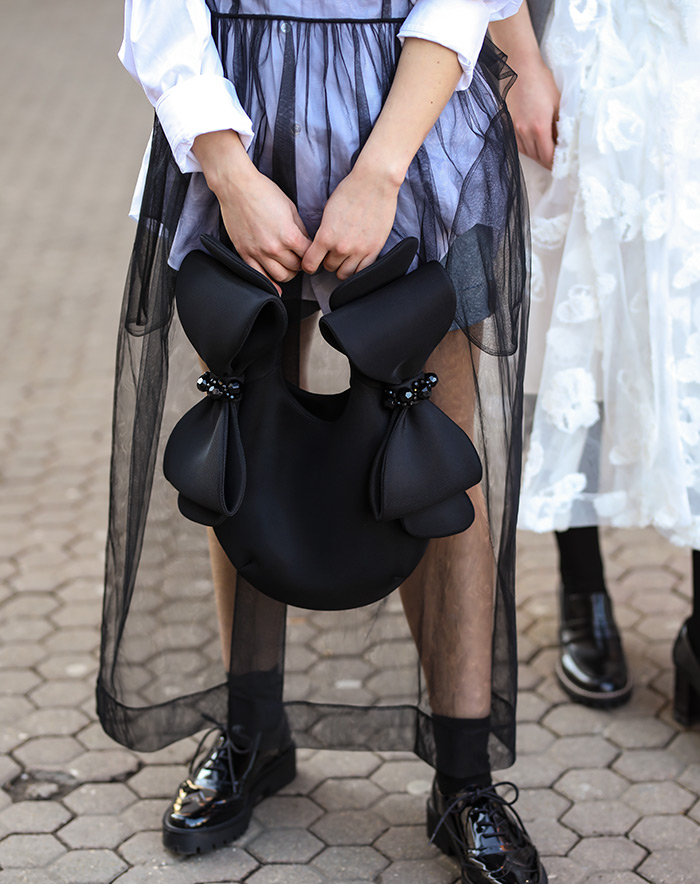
[555,658,632,709]
[162,745,296,855]
[426,800,547,884]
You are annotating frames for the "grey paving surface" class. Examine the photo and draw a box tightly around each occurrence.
[1,1,700,882]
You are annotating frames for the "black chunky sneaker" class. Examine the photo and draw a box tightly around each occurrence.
[426,779,546,884]
[556,588,632,708]
[162,722,296,855]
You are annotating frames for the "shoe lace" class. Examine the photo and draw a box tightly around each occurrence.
[188,713,261,791]
[429,781,529,849]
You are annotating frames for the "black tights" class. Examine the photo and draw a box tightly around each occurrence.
[687,550,700,657]
[555,527,607,596]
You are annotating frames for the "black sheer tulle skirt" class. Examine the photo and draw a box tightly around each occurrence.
[98,0,529,775]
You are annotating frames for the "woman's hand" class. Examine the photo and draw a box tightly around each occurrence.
[506,57,560,170]
[193,130,311,293]
[302,163,400,279]
[489,5,560,170]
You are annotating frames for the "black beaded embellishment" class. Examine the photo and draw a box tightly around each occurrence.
[196,371,243,402]
[383,372,438,409]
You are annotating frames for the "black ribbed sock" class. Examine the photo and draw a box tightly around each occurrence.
[555,526,607,597]
[432,713,492,794]
[686,550,700,658]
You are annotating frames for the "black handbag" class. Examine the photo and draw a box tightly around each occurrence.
[163,236,482,610]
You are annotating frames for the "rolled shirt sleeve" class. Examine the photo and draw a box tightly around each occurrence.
[119,0,254,174]
[398,0,523,90]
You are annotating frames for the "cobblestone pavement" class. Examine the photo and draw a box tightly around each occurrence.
[2,2,700,882]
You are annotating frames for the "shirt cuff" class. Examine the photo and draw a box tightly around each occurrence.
[155,73,255,174]
[398,0,492,91]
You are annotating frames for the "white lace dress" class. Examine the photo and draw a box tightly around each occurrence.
[519,0,700,547]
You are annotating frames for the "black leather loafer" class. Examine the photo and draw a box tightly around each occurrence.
[427,779,546,884]
[556,589,632,707]
[162,724,296,855]
[673,620,700,726]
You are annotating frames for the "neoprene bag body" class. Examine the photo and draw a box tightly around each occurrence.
[163,236,482,610]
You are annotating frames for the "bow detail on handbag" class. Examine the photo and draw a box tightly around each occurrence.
[163,235,486,609]
[163,242,287,526]
[320,254,482,539]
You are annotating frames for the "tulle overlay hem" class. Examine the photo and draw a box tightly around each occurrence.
[99,0,529,773]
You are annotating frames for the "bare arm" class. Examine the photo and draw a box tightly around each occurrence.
[302,37,463,278]
[193,130,311,294]
[489,3,560,169]
[193,36,463,286]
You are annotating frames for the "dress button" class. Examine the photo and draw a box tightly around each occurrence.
[280,21,289,33]
[291,123,301,136]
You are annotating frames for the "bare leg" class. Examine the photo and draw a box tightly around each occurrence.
[400,330,494,718]
[207,314,318,670]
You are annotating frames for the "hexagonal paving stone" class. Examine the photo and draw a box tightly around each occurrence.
[374,825,439,860]
[630,814,700,850]
[311,777,384,811]
[16,708,89,738]
[547,735,619,768]
[246,865,324,884]
[63,782,137,815]
[0,872,54,884]
[622,781,695,815]
[36,654,97,681]
[583,875,650,884]
[179,843,260,881]
[303,750,381,781]
[667,731,700,763]
[311,810,387,846]
[554,768,628,802]
[253,796,324,829]
[540,856,587,884]
[0,669,43,695]
[49,849,128,884]
[612,749,685,782]
[503,754,565,789]
[68,750,140,783]
[639,847,700,884]
[14,736,84,767]
[0,693,35,724]
[378,859,456,884]
[313,846,389,880]
[514,788,570,822]
[604,717,675,750]
[0,834,66,868]
[537,706,611,741]
[0,800,71,834]
[58,814,133,849]
[523,818,578,856]
[516,723,555,754]
[568,837,646,871]
[560,800,640,837]
[516,692,549,722]
[118,831,179,866]
[249,828,324,863]
[679,763,700,795]
[119,798,169,833]
[373,793,426,826]
[371,760,433,793]
[29,680,92,708]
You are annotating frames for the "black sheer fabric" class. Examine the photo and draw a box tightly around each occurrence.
[98,0,529,775]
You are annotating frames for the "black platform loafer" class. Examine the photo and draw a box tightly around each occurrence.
[556,589,632,708]
[673,620,700,726]
[427,779,546,884]
[162,724,296,855]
